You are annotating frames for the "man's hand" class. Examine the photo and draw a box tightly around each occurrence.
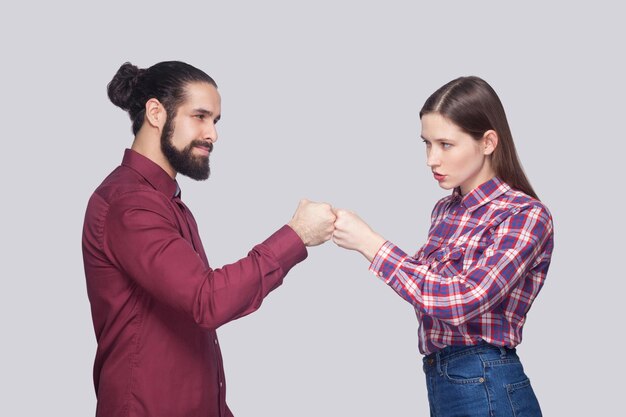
[332,209,386,262]
[288,199,336,247]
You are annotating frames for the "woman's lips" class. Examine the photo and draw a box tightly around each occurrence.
[433,173,446,182]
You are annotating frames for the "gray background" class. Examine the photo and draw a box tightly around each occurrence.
[1,1,623,415]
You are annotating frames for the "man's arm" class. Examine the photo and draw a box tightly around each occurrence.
[103,191,335,329]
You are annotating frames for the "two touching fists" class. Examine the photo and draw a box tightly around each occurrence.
[288,199,386,262]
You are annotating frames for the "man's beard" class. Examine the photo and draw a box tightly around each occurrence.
[160,117,212,181]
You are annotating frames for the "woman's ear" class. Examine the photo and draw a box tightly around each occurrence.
[483,130,499,155]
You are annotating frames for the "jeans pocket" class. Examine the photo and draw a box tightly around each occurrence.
[443,354,485,384]
[506,378,542,416]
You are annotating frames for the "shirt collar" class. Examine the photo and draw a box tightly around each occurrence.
[121,149,180,199]
[453,177,510,212]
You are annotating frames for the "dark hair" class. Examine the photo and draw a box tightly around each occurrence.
[107,61,217,135]
[420,76,538,200]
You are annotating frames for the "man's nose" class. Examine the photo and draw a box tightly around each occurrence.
[205,123,218,143]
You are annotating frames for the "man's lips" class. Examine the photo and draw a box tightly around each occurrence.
[433,172,446,181]
[194,142,213,155]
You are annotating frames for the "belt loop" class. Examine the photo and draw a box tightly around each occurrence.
[436,351,443,375]
[499,346,506,359]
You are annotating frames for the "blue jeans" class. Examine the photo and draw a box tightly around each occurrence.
[422,343,542,417]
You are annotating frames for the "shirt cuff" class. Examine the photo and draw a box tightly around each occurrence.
[369,241,408,284]
[262,225,308,272]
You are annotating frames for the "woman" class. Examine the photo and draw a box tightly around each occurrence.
[333,76,554,417]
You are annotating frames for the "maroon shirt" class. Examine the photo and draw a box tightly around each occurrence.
[82,149,307,417]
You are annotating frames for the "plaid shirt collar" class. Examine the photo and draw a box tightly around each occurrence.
[452,177,511,213]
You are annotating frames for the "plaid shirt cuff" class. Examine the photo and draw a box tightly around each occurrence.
[369,241,408,284]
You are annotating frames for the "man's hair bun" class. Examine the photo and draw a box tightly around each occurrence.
[107,62,144,111]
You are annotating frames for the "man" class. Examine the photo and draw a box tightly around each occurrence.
[82,61,335,417]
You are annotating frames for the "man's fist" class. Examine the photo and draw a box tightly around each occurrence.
[288,199,336,247]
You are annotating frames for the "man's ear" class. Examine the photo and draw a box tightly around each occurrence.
[145,98,166,130]
[482,130,499,156]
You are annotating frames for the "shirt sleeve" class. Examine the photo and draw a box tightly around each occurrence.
[369,204,553,326]
[102,190,307,330]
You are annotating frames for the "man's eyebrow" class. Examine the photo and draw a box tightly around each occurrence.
[193,108,214,115]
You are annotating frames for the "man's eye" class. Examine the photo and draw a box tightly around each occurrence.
[195,115,205,120]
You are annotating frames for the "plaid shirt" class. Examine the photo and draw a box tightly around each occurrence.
[370,177,554,355]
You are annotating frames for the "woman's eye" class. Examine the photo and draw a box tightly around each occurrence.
[442,143,452,148]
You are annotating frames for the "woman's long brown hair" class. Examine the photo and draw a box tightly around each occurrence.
[420,76,538,200]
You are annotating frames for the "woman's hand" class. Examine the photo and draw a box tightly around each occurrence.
[332,209,387,262]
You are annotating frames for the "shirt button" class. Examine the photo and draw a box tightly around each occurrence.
[428,358,434,365]
[378,272,383,277]
[219,381,223,387]
[214,339,218,345]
